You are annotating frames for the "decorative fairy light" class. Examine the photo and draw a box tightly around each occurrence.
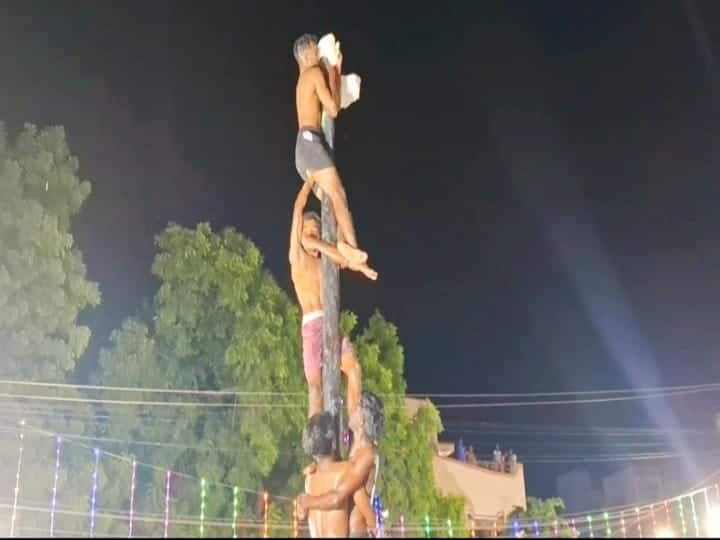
[10,423,25,538]
[513,520,520,538]
[715,483,720,502]
[650,504,657,537]
[263,491,269,538]
[200,478,206,537]
[233,487,239,539]
[164,470,171,538]
[635,507,642,537]
[533,520,539,537]
[446,517,453,538]
[571,518,578,537]
[89,448,101,538]
[400,514,406,538]
[50,436,62,537]
[553,519,559,537]
[690,494,699,536]
[128,459,137,538]
[664,500,671,528]
[587,515,594,538]
[678,497,687,537]
[604,511,611,537]
[704,487,711,513]
[620,511,627,538]
[424,515,431,538]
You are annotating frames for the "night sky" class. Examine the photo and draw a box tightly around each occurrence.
[3,1,720,498]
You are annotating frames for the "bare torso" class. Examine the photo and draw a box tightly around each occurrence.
[348,443,377,534]
[306,461,349,538]
[296,65,328,130]
[291,248,323,314]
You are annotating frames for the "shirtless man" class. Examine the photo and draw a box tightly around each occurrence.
[302,412,350,538]
[293,33,368,266]
[290,177,376,418]
[298,391,385,538]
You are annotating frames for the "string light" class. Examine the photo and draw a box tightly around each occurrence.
[514,520,521,538]
[164,470,171,538]
[553,519,559,537]
[200,478,206,537]
[49,436,62,537]
[650,504,657,537]
[89,448,100,538]
[635,507,642,538]
[263,491,269,538]
[533,519,539,537]
[715,483,720,502]
[690,494,699,537]
[571,518,578,538]
[400,514,406,538]
[493,520,498,538]
[587,515,594,538]
[620,511,627,538]
[128,458,136,538]
[664,501,671,528]
[10,422,25,538]
[234,487,240,539]
[704,487,711,513]
[424,515,431,538]
[604,511,612,537]
[678,497,687,537]
[447,517,454,538]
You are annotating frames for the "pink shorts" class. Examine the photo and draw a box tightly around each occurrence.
[302,314,353,384]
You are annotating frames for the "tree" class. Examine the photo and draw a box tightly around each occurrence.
[508,496,571,538]
[92,223,464,536]
[0,122,100,380]
[0,123,101,535]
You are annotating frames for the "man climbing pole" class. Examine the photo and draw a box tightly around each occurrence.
[298,391,385,538]
[292,33,369,266]
[289,177,376,418]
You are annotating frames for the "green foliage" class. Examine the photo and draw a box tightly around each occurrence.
[0,122,100,380]
[93,224,463,535]
[508,496,571,537]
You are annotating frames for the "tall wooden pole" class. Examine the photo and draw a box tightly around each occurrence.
[320,109,342,459]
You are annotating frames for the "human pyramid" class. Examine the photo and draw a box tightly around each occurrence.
[289,33,386,538]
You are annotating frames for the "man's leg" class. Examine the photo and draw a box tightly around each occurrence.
[303,319,324,418]
[311,167,367,264]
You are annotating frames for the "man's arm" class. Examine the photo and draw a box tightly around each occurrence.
[301,236,348,268]
[289,178,315,264]
[353,489,377,533]
[312,68,339,119]
[298,451,375,513]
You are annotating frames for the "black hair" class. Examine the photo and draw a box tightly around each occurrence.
[360,391,385,444]
[303,211,320,225]
[302,412,337,459]
[293,34,318,64]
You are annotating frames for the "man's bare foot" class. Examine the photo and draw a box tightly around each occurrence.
[338,241,368,264]
[348,260,378,281]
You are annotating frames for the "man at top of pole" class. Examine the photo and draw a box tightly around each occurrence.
[293,33,368,266]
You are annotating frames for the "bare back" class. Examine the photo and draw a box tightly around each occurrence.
[290,247,323,314]
[306,462,349,538]
[296,66,328,129]
[348,444,378,534]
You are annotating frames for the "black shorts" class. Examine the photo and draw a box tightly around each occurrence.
[295,127,335,180]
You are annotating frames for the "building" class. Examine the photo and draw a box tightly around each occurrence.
[406,398,527,536]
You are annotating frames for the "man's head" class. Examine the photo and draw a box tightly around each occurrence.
[349,391,385,445]
[293,34,319,67]
[302,412,338,461]
[302,211,320,256]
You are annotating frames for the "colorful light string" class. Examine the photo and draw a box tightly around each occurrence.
[164,470,171,538]
[200,477,206,537]
[10,423,25,538]
[604,511,611,537]
[424,514,431,538]
[233,486,240,539]
[263,491,269,538]
[50,436,62,537]
[620,510,627,538]
[400,514,406,538]
[128,458,136,538]
[587,514,594,538]
[678,497,687,537]
[690,493,699,536]
[89,448,100,538]
[635,506,642,538]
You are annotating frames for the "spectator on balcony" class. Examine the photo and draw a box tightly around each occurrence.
[456,438,467,462]
[493,444,502,471]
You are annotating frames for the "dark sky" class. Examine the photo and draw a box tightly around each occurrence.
[3,1,720,498]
